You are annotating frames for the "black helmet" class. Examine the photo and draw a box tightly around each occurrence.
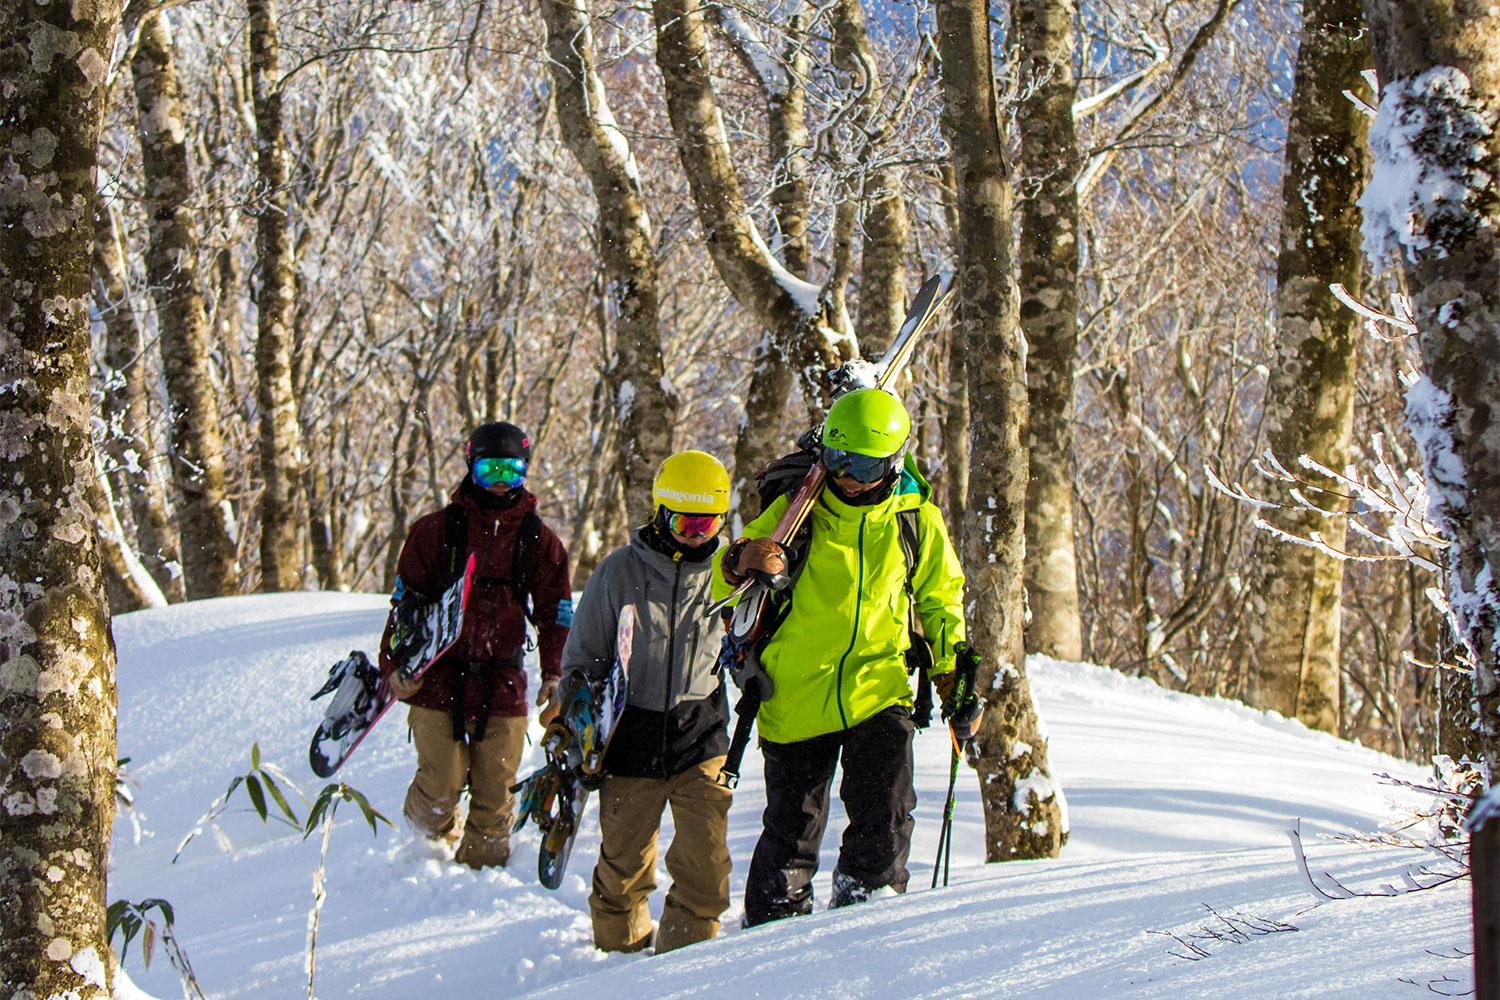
[466,421,531,464]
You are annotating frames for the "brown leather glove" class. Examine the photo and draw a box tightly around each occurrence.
[721,537,789,587]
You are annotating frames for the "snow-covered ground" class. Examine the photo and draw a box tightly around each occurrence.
[110,593,1468,999]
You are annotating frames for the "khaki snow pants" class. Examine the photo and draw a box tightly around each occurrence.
[403,705,526,869]
[589,756,733,955]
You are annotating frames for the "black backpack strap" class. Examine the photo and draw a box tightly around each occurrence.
[443,503,468,585]
[897,508,935,728]
[896,509,920,599]
[510,510,542,619]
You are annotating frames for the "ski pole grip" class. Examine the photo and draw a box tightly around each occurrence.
[718,689,761,789]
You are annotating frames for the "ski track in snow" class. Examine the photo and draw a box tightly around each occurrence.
[109,594,1466,999]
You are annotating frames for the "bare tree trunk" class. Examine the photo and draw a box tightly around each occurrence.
[94,461,166,613]
[1362,0,1500,777]
[249,0,304,591]
[1241,0,1368,733]
[711,4,812,523]
[0,3,121,994]
[936,0,1066,861]
[652,0,848,522]
[1016,0,1084,661]
[305,458,342,590]
[542,0,676,527]
[93,204,185,602]
[939,164,970,518]
[131,10,237,599]
[829,0,908,357]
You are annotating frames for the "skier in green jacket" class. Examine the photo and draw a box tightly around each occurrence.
[713,387,975,924]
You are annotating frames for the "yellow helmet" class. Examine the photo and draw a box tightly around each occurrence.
[653,450,730,515]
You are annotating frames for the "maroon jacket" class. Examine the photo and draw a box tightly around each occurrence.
[380,480,571,719]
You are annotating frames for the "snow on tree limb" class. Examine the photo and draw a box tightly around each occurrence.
[1359,67,1496,268]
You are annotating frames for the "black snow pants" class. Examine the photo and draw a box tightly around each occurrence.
[743,705,916,927]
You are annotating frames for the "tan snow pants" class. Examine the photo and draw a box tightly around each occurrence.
[589,756,733,955]
[403,705,527,869]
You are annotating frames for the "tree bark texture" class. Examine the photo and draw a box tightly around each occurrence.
[711,5,813,525]
[1362,0,1500,777]
[305,459,342,590]
[131,11,237,599]
[0,2,122,995]
[92,204,184,603]
[1241,0,1369,734]
[1016,0,1084,662]
[939,164,970,518]
[543,0,677,529]
[829,0,908,358]
[249,0,305,592]
[652,0,846,523]
[936,0,1066,861]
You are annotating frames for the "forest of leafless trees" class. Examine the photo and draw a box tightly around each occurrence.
[6,0,1499,991]
[77,0,1458,762]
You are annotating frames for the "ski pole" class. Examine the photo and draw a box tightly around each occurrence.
[932,726,961,889]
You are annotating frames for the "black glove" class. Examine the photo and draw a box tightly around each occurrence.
[941,642,983,741]
[717,637,774,701]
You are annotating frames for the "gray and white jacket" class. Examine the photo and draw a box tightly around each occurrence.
[561,527,728,778]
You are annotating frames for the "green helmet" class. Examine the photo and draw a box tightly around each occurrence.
[822,388,911,457]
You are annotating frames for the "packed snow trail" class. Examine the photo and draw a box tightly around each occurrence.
[109,594,1463,999]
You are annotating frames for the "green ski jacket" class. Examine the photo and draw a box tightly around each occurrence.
[712,461,967,744]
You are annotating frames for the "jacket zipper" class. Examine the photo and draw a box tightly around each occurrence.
[834,513,867,731]
[662,559,682,775]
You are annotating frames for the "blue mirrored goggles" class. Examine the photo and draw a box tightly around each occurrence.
[473,456,526,490]
[821,446,899,484]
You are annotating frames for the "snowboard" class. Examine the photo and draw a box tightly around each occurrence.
[307,553,477,778]
[511,604,633,889]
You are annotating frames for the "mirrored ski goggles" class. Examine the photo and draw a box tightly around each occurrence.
[472,456,526,490]
[821,446,900,484]
[664,511,724,539]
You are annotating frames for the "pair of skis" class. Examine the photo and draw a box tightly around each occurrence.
[713,272,956,787]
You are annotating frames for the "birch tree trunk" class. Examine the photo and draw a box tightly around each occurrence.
[131,10,237,599]
[1361,0,1500,776]
[829,0,908,357]
[710,4,814,523]
[652,0,848,522]
[93,204,184,602]
[1016,0,1083,661]
[249,0,304,591]
[0,2,121,994]
[1241,0,1368,733]
[939,164,970,517]
[542,0,676,528]
[935,0,1066,860]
